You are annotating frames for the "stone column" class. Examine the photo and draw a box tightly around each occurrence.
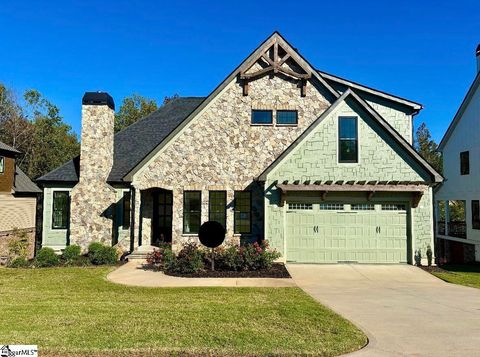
[132,187,142,251]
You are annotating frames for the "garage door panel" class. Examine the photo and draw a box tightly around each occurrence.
[286,205,407,264]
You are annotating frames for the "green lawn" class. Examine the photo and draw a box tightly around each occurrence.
[432,264,480,289]
[0,267,366,356]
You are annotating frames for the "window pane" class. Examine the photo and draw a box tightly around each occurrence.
[472,200,480,230]
[209,191,226,228]
[183,191,201,233]
[251,110,273,124]
[277,110,298,125]
[0,156,4,173]
[339,117,358,163]
[234,191,251,234]
[52,191,69,229]
[122,191,131,229]
[460,151,469,175]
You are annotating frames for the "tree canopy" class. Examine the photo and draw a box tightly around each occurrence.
[414,122,442,174]
[114,94,158,133]
[0,83,80,179]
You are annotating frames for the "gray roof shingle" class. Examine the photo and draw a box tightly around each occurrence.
[14,166,41,194]
[0,141,21,154]
[37,97,205,184]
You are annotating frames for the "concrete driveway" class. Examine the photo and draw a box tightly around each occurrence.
[287,264,480,357]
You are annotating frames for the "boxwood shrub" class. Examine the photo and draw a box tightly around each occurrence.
[35,247,60,267]
[88,242,117,265]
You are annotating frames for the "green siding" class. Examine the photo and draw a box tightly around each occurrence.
[265,97,434,263]
[42,185,73,249]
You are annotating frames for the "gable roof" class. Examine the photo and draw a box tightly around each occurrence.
[258,88,442,183]
[37,97,205,183]
[14,166,41,194]
[123,31,342,181]
[0,141,21,155]
[438,72,480,150]
[317,70,423,111]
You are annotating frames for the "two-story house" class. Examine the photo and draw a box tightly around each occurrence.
[435,45,480,263]
[0,141,41,261]
[37,32,442,265]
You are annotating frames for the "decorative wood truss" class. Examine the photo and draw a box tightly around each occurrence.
[276,180,428,208]
[239,41,312,97]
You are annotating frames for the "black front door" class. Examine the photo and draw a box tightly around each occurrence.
[152,190,173,246]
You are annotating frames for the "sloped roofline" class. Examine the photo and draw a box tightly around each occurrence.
[257,88,443,183]
[123,31,341,181]
[0,140,21,155]
[438,72,480,150]
[317,70,423,111]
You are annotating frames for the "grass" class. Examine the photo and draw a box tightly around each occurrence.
[432,264,480,289]
[0,266,366,356]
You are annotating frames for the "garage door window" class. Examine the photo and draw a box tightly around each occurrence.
[288,203,312,210]
[381,204,406,211]
[351,203,374,211]
[319,203,344,210]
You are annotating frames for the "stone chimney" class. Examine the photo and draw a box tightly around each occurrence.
[69,92,117,250]
[477,44,480,73]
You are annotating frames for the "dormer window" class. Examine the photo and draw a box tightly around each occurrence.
[251,110,273,125]
[0,156,4,174]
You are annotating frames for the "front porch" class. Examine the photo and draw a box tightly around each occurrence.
[436,200,467,239]
[128,183,266,258]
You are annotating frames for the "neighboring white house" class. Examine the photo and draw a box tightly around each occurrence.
[435,44,480,263]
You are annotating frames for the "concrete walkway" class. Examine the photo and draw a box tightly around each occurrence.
[287,264,480,357]
[107,261,295,287]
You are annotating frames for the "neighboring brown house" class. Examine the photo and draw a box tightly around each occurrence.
[0,141,41,261]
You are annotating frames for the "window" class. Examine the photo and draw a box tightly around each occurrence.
[209,191,226,228]
[381,204,406,211]
[122,191,131,229]
[52,191,69,229]
[234,191,251,234]
[472,200,480,230]
[251,110,273,125]
[460,151,469,175]
[288,203,312,210]
[277,110,298,125]
[319,203,344,210]
[183,191,201,234]
[0,156,4,174]
[351,203,374,211]
[339,117,358,163]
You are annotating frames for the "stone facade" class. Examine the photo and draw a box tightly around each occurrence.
[133,68,331,248]
[70,104,117,251]
[0,228,35,264]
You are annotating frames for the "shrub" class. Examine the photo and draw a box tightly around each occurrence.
[8,228,30,260]
[8,257,30,268]
[146,243,174,271]
[426,245,433,267]
[88,243,117,265]
[211,241,280,271]
[63,245,81,263]
[165,242,204,274]
[215,245,244,271]
[35,247,60,267]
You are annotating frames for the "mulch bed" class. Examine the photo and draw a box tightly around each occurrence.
[163,263,291,278]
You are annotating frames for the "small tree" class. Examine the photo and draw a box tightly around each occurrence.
[414,122,442,174]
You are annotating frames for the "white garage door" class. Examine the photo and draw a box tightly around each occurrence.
[286,202,408,263]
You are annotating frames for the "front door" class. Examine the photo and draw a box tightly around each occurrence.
[152,190,173,246]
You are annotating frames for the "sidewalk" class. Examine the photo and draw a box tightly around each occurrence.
[107,261,296,288]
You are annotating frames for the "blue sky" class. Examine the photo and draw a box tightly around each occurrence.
[0,0,479,142]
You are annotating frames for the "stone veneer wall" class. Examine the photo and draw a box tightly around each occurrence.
[133,69,332,248]
[70,105,117,251]
[0,228,35,263]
